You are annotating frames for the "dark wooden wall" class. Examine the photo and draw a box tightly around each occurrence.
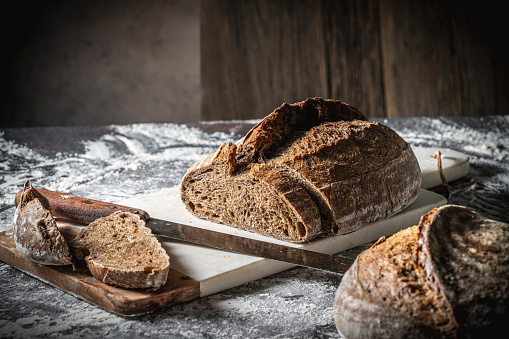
[2,0,507,127]
[201,0,509,120]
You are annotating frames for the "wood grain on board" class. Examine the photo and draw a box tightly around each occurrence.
[0,228,200,316]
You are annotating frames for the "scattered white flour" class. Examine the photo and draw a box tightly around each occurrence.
[393,116,509,164]
[381,116,509,223]
[1,117,508,338]
[0,123,241,233]
[0,123,236,205]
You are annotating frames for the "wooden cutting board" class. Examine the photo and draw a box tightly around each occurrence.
[0,147,466,316]
[0,229,200,316]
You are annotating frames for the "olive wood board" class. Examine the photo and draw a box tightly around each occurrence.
[0,228,200,316]
[0,147,465,316]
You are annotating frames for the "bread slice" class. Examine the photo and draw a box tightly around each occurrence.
[13,180,72,265]
[69,211,170,290]
[333,205,509,338]
[181,98,421,242]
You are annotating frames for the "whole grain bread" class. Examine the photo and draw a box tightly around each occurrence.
[180,98,421,242]
[69,211,170,290]
[333,205,509,338]
[13,180,72,265]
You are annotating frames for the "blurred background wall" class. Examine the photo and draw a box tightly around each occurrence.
[1,0,507,127]
[1,0,200,127]
[202,0,508,120]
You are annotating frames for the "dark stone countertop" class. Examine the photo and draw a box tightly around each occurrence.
[0,115,508,338]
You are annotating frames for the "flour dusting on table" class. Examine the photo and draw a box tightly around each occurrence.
[382,115,509,222]
[0,116,508,338]
[0,123,239,230]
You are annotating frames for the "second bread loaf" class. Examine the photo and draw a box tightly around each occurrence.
[333,205,509,338]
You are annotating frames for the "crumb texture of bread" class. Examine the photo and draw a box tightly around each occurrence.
[333,205,509,338]
[181,97,421,242]
[69,211,170,290]
[13,180,73,265]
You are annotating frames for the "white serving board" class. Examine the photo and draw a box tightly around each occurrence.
[118,147,467,297]
[415,147,470,189]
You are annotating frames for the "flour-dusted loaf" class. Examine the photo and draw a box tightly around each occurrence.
[181,98,421,242]
[13,180,72,265]
[69,211,170,290]
[333,205,509,338]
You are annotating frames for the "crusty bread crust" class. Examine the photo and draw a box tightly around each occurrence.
[333,205,509,338]
[86,259,169,291]
[181,98,421,242]
[13,180,72,265]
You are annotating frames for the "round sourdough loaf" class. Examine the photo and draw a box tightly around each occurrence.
[181,98,421,242]
[333,205,509,338]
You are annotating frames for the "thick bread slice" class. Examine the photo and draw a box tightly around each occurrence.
[333,205,509,338]
[13,180,73,265]
[69,211,170,290]
[181,98,421,242]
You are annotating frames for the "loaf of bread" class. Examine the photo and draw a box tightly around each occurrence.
[181,98,421,242]
[13,180,72,265]
[69,211,170,290]
[333,205,509,338]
